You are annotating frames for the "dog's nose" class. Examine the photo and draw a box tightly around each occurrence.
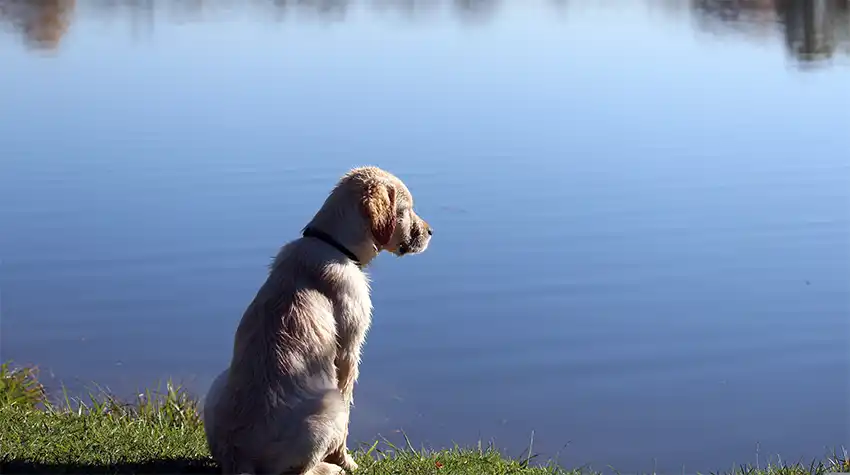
[427,226,433,236]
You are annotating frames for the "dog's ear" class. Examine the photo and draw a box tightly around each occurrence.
[362,180,397,247]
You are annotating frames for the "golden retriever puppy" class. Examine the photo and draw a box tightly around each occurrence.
[203,166,432,475]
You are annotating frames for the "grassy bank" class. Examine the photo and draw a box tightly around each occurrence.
[1,362,847,474]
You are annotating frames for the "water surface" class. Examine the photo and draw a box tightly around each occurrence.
[1,1,849,472]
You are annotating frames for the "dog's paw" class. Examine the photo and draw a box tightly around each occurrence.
[340,452,358,472]
[324,449,358,472]
[307,461,347,475]
[306,462,347,475]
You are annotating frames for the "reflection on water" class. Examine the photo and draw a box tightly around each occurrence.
[694,0,850,67]
[0,0,75,50]
[2,0,849,68]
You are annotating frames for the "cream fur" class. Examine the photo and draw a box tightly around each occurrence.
[203,166,432,475]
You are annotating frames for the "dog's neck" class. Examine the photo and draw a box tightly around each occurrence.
[301,220,380,268]
[302,226,363,268]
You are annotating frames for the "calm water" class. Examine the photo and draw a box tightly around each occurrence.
[1,1,849,472]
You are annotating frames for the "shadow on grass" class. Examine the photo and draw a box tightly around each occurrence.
[0,458,219,474]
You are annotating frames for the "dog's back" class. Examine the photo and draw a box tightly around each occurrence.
[204,239,359,474]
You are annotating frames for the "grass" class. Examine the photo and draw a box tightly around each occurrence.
[1,361,848,475]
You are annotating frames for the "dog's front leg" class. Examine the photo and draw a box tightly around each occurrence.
[324,350,360,471]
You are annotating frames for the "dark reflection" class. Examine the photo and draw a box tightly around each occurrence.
[452,0,500,24]
[2,0,849,69]
[777,0,850,63]
[0,0,76,50]
[692,0,850,67]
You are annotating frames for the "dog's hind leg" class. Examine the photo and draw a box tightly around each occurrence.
[270,388,349,475]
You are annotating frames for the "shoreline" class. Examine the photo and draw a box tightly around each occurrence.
[1,362,847,475]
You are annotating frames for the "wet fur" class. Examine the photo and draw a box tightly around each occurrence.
[203,167,431,475]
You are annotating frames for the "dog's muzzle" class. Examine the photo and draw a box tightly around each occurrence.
[400,223,431,255]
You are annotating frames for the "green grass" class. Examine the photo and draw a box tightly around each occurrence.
[0,362,46,409]
[1,361,848,475]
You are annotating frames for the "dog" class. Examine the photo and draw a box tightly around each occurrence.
[203,166,432,475]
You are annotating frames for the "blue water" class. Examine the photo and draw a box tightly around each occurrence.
[1,1,848,472]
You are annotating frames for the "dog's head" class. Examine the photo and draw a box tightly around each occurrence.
[349,166,432,257]
[310,166,432,263]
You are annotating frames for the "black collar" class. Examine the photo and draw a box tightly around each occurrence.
[302,227,362,268]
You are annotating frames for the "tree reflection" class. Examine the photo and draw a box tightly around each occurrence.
[452,0,500,24]
[776,0,849,63]
[0,0,76,50]
[691,0,850,66]
[2,0,848,68]
[3,0,505,27]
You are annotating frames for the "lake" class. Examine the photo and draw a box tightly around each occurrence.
[1,1,848,472]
